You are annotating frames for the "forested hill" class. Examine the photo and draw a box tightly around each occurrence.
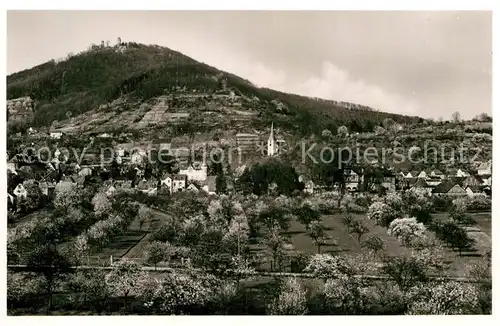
[7,41,423,135]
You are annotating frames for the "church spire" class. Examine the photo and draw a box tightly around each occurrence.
[268,122,275,142]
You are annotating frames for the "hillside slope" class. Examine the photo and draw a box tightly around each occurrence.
[7,42,423,137]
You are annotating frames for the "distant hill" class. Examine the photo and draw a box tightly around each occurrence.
[7,42,424,137]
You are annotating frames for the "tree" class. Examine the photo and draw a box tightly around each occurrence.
[7,273,41,309]
[263,223,286,271]
[367,201,396,227]
[387,217,426,247]
[91,192,112,217]
[402,189,433,224]
[294,202,321,229]
[223,214,250,256]
[362,235,385,257]
[450,198,474,226]
[337,125,348,138]
[382,255,428,291]
[304,254,355,280]
[349,220,369,243]
[53,181,81,208]
[215,174,227,194]
[267,278,308,315]
[26,243,73,310]
[452,111,461,123]
[65,270,110,312]
[308,220,329,253]
[138,205,153,230]
[17,180,43,212]
[374,126,386,136]
[321,129,332,140]
[341,213,354,232]
[465,261,491,314]
[323,274,368,314]
[476,112,492,122]
[145,241,169,270]
[382,118,395,130]
[138,272,215,314]
[449,228,475,256]
[407,281,478,314]
[431,220,475,256]
[73,234,90,265]
[105,258,148,311]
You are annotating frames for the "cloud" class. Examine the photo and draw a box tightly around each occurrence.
[236,61,420,116]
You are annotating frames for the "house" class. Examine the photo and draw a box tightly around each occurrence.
[7,162,17,174]
[381,170,396,192]
[202,176,217,195]
[448,168,470,178]
[456,168,470,178]
[410,178,433,195]
[13,184,28,199]
[97,133,112,138]
[49,131,64,139]
[299,175,316,194]
[7,193,15,210]
[463,174,484,188]
[146,187,158,195]
[116,147,125,157]
[268,182,278,194]
[465,185,486,197]
[426,177,443,187]
[8,156,21,171]
[416,170,428,179]
[78,167,93,177]
[69,175,86,187]
[429,169,445,179]
[304,180,315,194]
[398,171,407,179]
[404,172,414,179]
[432,181,467,196]
[136,179,158,194]
[344,170,362,191]
[186,183,200,192]
[39,181,56,199]
[115,179,133,190]
[477,161,492,176]
[179,162,208,182]
[161,174,187,194]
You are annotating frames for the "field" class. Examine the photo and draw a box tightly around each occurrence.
[81,207,491,276]
[12,204,491,278]
[88,208,170,264]
[285,214,408,257]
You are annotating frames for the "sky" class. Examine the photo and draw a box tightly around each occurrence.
[7,11,492,119]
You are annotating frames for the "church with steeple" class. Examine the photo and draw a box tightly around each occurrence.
[267,122,278,156]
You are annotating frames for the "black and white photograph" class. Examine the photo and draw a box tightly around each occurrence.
[3,4,495,317]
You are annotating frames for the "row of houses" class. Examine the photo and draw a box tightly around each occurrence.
[299,162,492,197]
[103,173,217,197]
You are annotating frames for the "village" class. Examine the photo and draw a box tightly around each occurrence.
[7,117,493,213]
[5,11,493,315]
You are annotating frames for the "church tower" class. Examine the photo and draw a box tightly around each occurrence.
[267,122,277,156]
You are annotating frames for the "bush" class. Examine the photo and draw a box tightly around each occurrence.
[467,196,491,212]
[431,196,454,212]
